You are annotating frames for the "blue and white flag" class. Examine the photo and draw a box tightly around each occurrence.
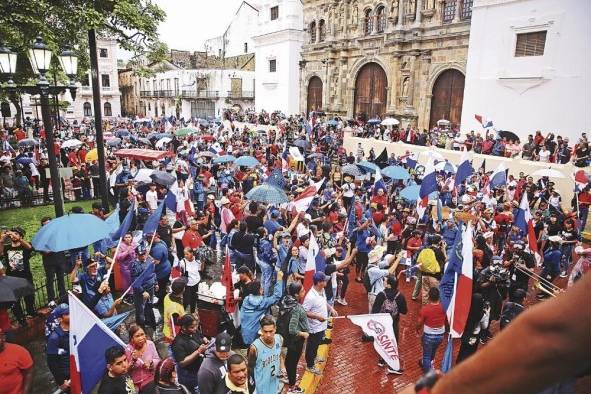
[111,201,135,241]
[455,151,473,186]
[489,163,507,189]
[143,200,165,235]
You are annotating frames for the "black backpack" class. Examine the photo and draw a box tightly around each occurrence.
[500,302,524,329]
[276,298,296,344]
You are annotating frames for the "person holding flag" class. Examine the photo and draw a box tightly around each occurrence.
[129,242,157,332]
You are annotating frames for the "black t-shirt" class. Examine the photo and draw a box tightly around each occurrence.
[546,222,562,236]
[172,332,205,373]
[157,224,173,247]
[97,373,136,394]
[245,214,263,234]
[231,231,255,254]
[3,244,32,277]
[323,263,338,301]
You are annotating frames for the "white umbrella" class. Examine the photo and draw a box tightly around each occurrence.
[155,137,172,148]
[531,168,566,179]
[133,168,154,183]
[381,117,400,126]
[437,119,450,126]
[419,150,445,161]
[61,139,83,149]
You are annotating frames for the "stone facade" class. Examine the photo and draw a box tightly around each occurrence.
[300,0,472,129]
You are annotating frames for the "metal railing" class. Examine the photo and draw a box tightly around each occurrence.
[182,90,220,99]
[139,90,153,97]
[226,90,255,99]
[11,273,73,321]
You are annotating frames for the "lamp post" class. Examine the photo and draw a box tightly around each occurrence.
[0,37,78,217]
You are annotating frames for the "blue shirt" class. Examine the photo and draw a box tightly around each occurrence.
[130,258,156,291]
[264,219,282,236]
[543,249,562,276]
[355,229,372,253]
[442,226,459,246]
[240,280,283,345]
[150,241,171,280]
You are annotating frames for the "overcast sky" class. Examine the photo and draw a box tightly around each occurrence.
[155,0,245,52]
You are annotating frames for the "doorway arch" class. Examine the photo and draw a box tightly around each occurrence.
[429,69,465,128]
[307,76,323,114]
[354,62,388,120]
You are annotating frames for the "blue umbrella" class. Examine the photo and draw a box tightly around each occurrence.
[382,165,410,180]
[234,155,260,167]
[326,119,338,126]
[17,138,39,147]
[245,184,289,204]
[32,214,113,252]
[213,154,236,164]
[367,118,382,125]
[357,161,380,173]
[400,185,420,201]
[15,156,34,166]
[341,164,365,177]
[114,129,130,137]
[106,138,121,147]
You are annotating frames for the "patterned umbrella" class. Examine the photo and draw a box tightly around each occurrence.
[341,164,365,177]
[17,138,39,147]
[245,184,289,204]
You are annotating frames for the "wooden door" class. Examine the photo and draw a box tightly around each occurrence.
[307,77,323,114]
[354,63,388,119]
[231,78,242,96]
[429,69,465,128]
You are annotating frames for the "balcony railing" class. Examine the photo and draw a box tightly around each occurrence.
[227,90,255,99]
[181,90,220,99]
[140,90,153,97]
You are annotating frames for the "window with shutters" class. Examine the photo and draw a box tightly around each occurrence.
[442,0,456,23]
[104,102,112,117]
[269,59,277,72]
[515,31,547,57]
[364,9,373,35]
[460,0,473,20]
[376,6,386,33]
[309,21,317,43]
[271,6,279,20]
[319,20,326,42]
[83,102,92,116]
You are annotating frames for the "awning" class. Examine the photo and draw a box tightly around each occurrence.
[113,148,174,161]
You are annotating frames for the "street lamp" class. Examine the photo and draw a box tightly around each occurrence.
[0,37,78,217]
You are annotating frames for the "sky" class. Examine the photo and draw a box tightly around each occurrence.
[154,0,245,52]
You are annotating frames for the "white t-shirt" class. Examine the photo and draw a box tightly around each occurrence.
[181,258,202,286]
[342,182,355,198]
[303,287,328,333]
[538,149,550,162]
[146,189,158,210]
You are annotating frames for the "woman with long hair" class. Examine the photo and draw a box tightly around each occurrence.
[154,357,190,393]
[125,324,161,393]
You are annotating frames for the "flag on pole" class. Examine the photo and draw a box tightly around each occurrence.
[439,223,474,338]
[417,158,436,218]
[515,192,540,262]
[345,202,357,236]
[373,169,386,195]
[303,234,320,293]
[489,163,507,189]
[349,313,400,371]
[575,170,590,192]
[222,246,236,313]
[69,292,126,394]
[455,151,473,186]
[474,114,493,128]
[101,311,132,331]
[111,201,135,241]
[143,200,165,235]
[290,178,325,213]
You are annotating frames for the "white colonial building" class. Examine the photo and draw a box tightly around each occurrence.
[253,0,304,115]
[69,38,121,120]
[138,64,256,119]
[460,0,591,141]
[204,1,260,58]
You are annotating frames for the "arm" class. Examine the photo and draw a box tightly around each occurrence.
[22,367,33,394]
[247,345,257,374]
[334,248,358,271]
[416,309,425,334]
[176,342,208,368]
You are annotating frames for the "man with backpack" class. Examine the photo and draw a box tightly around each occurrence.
[500,288,526,330]
[365,248,403,312]
[371,275,407,375]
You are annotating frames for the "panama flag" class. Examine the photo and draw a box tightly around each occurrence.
[474,114,493,128]
[514,192,540,262]
[417,158,437,218]
[291,178,325,213]
[281,141,289,172]
[489,163,507,189]
[440,222,473,338]
[575,170,590,192]
[455,151,473,186]
[373,169,386,195]
[303,234,321,293]
[69,292,126,394]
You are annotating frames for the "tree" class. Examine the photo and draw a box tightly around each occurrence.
[0,0,167,123]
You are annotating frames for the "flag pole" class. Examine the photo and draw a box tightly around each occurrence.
[104,236,123,282]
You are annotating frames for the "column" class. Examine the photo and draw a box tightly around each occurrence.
[397,0,405,27]
[415,0,423,25]
[453,0,461,22]
[406,54,419,108]
[390,56,400,109]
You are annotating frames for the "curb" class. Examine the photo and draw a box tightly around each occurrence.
[299,327,333,393]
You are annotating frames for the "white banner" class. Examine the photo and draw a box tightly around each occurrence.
[348,313,400,370]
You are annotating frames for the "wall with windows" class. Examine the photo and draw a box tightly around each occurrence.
[461,0,591,141]
[204,1,259,58]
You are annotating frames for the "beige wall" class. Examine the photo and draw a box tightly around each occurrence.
[343,133,579,204]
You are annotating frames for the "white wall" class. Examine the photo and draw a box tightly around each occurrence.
[253,0,304,114]
[461,0,591,142]
[204,1,259,57]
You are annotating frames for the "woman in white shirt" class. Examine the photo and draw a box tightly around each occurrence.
[538,147,550,162]
[179,247,203,313]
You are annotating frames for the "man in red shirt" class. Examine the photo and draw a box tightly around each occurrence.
[371,187,388,208]
[182,219,204,250]
[0,327,33,394]
[406,230,423,258]
[416,287,446,373]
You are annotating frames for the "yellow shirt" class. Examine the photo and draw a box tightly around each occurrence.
[417,248,440,274]
[163,294,185,340]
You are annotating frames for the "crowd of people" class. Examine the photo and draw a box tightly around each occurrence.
[0,110,590,394]
[352,122,590,167]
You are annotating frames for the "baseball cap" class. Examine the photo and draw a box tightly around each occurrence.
[215,332,232,352]
[54,303,69,317]
[313,271,328,284]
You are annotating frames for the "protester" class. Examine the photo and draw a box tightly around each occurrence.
[281,282,309,393]
[46,304,71,392]
[125,324,160,393]
[39,217,67,302]
[0,327,33,394]
[247,315,283,394]
[171,314,209,393]
[178,247,203,313]
[197,332,232,394]
[98,345,136,394]
[163,278,187,343]
[130,243,158,331]
[415,287,445,373]
[215,354,253,394]
[153,357,191,394]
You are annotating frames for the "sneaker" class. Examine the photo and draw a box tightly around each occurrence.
[560,271,568,278]
[287,387,305,394]
[378,360,386,367]
[387,367,403,375]
[336,298,348,306]
[305,366,322,375]
[320,338,332,345]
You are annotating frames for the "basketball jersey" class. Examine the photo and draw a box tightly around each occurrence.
[252,334,283,394]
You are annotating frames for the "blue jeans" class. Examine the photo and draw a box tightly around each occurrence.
[257,258,275,296]
[580,206,589,231]
[560,244,574,273]
[421,332,444,373]
[133,287,156,329]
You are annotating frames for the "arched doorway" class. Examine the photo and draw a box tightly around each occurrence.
[307,76,323,114]
[429,69,465,128]
[354,62,388,120]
